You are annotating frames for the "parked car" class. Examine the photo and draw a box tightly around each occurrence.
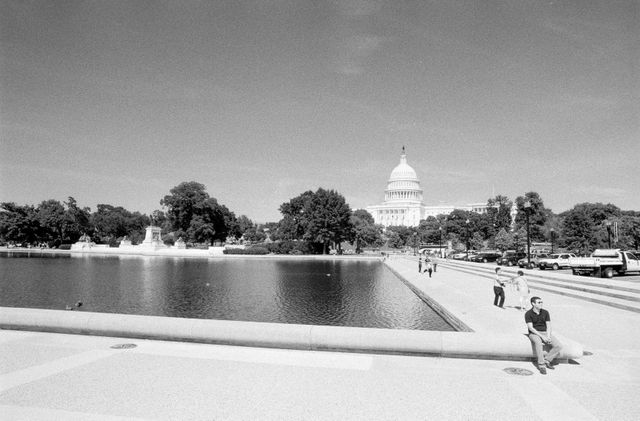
[538,253,577,270]
[518,253,549,269]
[450,252,468,260]
[469,251,503,263]
[464,251,479,261]
[497,251,527,266]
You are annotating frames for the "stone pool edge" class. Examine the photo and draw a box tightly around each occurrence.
[0,307,582,361]
[384,264,473,333]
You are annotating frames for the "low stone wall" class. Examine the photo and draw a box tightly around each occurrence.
[0,307,583,361]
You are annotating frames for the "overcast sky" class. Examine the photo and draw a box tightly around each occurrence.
[1,0,638,222]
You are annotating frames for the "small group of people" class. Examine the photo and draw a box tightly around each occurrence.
[493,267,530,311]
[493,267,531,311]
[418,256,438,278]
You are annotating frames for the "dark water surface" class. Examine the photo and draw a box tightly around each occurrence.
[0,253,454,331]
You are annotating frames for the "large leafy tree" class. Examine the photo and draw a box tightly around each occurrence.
[0,202,40,245]
[385,230,404,249]
[36,199,66,244]
[417,216,444,244]
[305,188,354,254]
[243,225,267,243]
[32,197,92,246]
[278,188,353,254]
[236,215,254,236]
[494,228,513,251]
[514,192,549,242]
[512,226,528,252]
[619,214,640,250]
[444,209,480,249]
[486,195,513,233]
[350,209,383,252]
[385,225,416,249]
[64,197,92,242]
[561,205,597,253]
[232,215,266,243]
[560,202,622,253]
[278,190,314,241]
[160,181,236,244]
[160,182,210,234]
[91,204,149,245]
[470,232,485,251]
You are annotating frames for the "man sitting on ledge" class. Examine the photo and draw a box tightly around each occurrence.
[525,296,563,375]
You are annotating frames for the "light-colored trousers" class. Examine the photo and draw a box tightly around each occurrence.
[528,333,563,366]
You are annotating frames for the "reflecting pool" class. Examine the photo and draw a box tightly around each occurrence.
[0,253,454,331]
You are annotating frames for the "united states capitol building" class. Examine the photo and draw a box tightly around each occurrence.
[366,147,499,227]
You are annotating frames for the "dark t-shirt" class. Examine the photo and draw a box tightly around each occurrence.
[525,308,550,332]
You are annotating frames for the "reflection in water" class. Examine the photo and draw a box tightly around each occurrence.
[0,254,454,331]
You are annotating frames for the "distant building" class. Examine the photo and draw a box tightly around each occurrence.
[366,147,513,227]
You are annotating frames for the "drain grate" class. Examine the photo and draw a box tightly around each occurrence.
[110,343,137,349]
[503,367,533,376]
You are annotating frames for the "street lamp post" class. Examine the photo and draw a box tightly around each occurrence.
[438,226,443,258]
[605,221,612,249]
[550,228,555,254]
[465,219,470,260]
[524,200,531,268]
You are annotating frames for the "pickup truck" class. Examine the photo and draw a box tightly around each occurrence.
[568,249,640,278]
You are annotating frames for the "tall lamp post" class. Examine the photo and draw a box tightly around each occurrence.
[465,218,470,260]
[550,228,555,254]
[524,200,531,268]
[605,221,612,249]
[438,226,443,258]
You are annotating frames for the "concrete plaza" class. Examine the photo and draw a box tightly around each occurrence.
[1,256,639,420]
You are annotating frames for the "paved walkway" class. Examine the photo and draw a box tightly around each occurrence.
[386,256,640,349]
[1,257,639,420]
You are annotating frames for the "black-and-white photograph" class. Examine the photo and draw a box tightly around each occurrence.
[1,1,638,419]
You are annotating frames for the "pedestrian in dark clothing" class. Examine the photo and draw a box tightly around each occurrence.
[418,258,422,273]
[493,267,505,308]
[525,296,563,375]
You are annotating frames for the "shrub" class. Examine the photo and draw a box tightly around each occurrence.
[265,240,319,255]
[223,246,269,255]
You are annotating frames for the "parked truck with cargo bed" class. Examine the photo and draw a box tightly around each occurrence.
[568,249,640,278]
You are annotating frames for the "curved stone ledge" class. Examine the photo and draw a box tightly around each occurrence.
[0,307,583,361]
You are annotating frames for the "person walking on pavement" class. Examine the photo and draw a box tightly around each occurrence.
[525,296,563,375]
[418,257,422,273]
[511,270,530,311]
[424,260,433,278]
[432,255,439,272]
[493,267,506,308]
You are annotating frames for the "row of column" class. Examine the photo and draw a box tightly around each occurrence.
[385,190,419,200]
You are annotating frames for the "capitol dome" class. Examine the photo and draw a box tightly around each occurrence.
[385,147,423,203]
[389,155,418,181]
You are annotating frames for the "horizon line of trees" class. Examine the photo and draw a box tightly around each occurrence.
[1,181,639,254]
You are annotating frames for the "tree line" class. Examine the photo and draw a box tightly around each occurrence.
[1,181,639,254]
